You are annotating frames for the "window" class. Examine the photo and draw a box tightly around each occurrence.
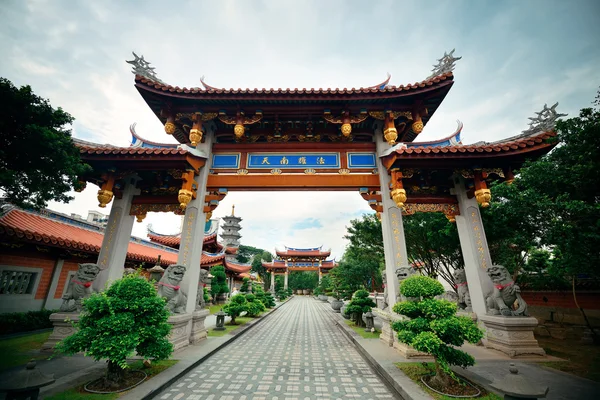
[0,270,37,295]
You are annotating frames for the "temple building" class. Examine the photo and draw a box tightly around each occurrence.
[262,246,336,292]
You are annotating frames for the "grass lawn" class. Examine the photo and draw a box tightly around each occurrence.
[0,331,51,372]
[536,336,600,382]
[344,319,380,339]
[208,304,223,314]
[44,359,178,400]
[396,362,501,400]
[207,316,253,337]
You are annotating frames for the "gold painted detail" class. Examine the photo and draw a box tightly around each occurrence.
[368,111,413,120]
[412,120,424,134]
[403,203,460,216]
[75,180,86,193]
[304,169,316,175]
[167,169,184,179]
[446,214,456,223]
[409,185,438,195]
[483,168,505,178]
[233,124,245,138]
[401,169,416,178]
[130,204,184,215]
[384,126,398,145]
[390,210,402,266]
[456,169,474,179]
[205,211,213,221]
[189,128,202,146]
[391,188,407,209]
[164,121,176,135]
[136,213,147,223]
[236,169,249,175]
[475,188,492,208]
[338,168,350,175]
[178,189,193,209]
[471,210,488,270]
[270,169,282,175]
[297,135,321,142]
[97,189,113,208]
[340,123,352,137]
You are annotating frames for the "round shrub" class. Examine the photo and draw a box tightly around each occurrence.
[400,275,445,298]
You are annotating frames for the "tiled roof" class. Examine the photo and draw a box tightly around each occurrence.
[148,232,218,247]
[76,140,187,156]
[135,72,453,97]
[392,131,556,156]
[275,249,331,257]
[0,208,178,266]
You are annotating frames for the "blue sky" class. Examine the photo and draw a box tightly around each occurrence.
[1,0,598,259]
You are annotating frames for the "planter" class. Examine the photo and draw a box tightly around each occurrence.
[216,293,228,304]
[318,295,328,302]
[303,289,310,295]
[331,299,343,312]
[341,304,351,320]
[420,375,481,398]
[297,290,303,295]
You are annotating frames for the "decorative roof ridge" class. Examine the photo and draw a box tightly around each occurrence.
[130,123,178,149]
[407,120,463,147]
[224,259,252,267]
[72,137,119,149]
[147,223,181,237]
[283,245,324,251]
[203,249,226,257]
[467,129,556,147]
[134,71,453,94]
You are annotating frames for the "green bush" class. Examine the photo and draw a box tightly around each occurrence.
[262,292,276,308]
[56,274,172,385]
[244,293,266,317]
[210,266,229,300]
[0,309,57,335]
[223,294,247,324]
[345,289,376,327]
[392,275,483,389]
[240,277,250,293]
[203,287,211,304]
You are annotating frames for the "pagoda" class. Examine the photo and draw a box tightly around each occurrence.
[262,246,337,292]
[220,205,242,260]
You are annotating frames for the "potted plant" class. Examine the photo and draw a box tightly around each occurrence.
[329,269,345,312]
[392,275,483,395]
[345,289,376,327]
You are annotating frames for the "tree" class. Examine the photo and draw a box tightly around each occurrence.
[0,78,90,209]
[236,245,265,264]
[250,250,273,290]
[289,271,318,291]
[244,293,266,317]
[403,213,462,288]
[345,289,376,327]
[210,265,229,300]
[392,276,483,390]
[240,277,250,293]
[56,274,172,387]
[222,294,247,324]
[329,267,353,300]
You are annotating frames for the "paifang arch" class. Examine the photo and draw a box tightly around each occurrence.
[76,52,558,350]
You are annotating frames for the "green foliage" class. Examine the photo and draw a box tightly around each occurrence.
[210,265,229,298]
[0,78,90,209]
[345,289,376,327]
[203,286,211,303]
[399,275,445,298]
[329,267,354,300]
[0,331,50,372]
[0,309,57,335]
[262,291,276,308]
[275,275,284,292]
[222,294,247,323]
[340,213,384,291]
[240,277,250,293]
[56,275,172,372]
[289,271,318,290]
[392,276,483,385]
[247,249,273,288]
[237,245,268,264]
[403,213,462,287]
[244,292,266,317]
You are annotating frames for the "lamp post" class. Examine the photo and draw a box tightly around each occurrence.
[215,310,226,331]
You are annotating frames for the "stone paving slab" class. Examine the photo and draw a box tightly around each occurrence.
[158,296,401,400]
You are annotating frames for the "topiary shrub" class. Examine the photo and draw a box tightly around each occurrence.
[203,286,211,304]
[240,277,250,293]
[56,274,172,387]
[262,291,276,308]
[223,294,247,324]
[244,293,266,317]
[392,275,484,390]
[210,266,229,301]
[345,289,376,327]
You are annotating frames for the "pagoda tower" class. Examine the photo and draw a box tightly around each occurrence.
[220,205,242,261]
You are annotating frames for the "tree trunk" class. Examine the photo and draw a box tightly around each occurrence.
[430,360,451,389]
[353,312,364,327]
[106,360,125,387]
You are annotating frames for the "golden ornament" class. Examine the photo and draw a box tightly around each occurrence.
[391,188,407,208]
[136,213,147,223]
[164,121,176,135]
[205,211,213,221]
[384,126,398,145]
[474,188,492,208]
[234,124,245,138]
[178,189,193,209]
[189,128,202,146]
[97,189,114,208]
[412,120,424,134]
[340,123,352,137]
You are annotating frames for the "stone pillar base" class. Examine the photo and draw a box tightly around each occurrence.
[480,315,546,358]
[190,309,209,344]
[168,313,193,352]
[42,312,80,352]
[373,309,429,357]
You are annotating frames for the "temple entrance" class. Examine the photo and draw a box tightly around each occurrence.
[69,50,558,355]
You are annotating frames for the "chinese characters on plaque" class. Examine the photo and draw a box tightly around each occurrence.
[249,153,339,168]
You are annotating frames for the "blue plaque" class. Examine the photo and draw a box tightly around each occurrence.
[347,152,376,168]
[212,154,240,169]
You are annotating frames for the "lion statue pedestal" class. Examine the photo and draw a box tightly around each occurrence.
[41,312,81,352]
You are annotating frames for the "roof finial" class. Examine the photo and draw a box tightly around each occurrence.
[231,204,235,216]
[427,49,461,79]
[126,51,164,84]
[522,103,567,135]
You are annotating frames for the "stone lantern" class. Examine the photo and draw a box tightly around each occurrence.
[490,363,549,400]
[364,311,375,332]
[0,359,55,400]
[148,255,165,282]
[215,310,226,331]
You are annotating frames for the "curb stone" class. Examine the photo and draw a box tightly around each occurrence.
[120,299,291,400]
[325,304,431,400]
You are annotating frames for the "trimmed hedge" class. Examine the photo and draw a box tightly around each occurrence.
[0,309,57,335]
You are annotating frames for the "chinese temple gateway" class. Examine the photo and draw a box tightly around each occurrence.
[262,246,337,291]
[67,50,558,353]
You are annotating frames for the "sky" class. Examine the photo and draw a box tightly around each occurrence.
[1,0,599,260]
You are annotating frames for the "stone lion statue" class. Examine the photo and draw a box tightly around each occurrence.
[196,269,210,310]
[453,268,472,312]
[395,265,417,302]
[60,263,100,312]
[157,264,187,314]
[486,264,528,316]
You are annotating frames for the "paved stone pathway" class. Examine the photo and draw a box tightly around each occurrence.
[160,296,398,400]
